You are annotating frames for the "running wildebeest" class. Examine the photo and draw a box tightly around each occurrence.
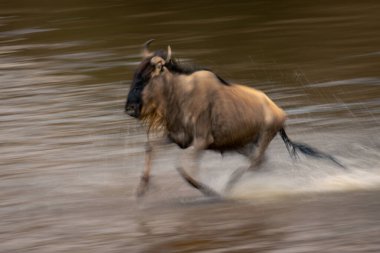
[125,40,344,197]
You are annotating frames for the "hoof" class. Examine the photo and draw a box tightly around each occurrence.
[135,176,149,197]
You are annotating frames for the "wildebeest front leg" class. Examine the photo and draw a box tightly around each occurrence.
[177,142,220,197]
[224,166,248,193]
[136,142,154,197]
[136,136,170,197]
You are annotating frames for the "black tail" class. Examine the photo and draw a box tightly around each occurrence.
[279,128,345,169]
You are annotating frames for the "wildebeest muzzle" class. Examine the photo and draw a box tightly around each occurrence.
[125,103,139,118]
[125,90,142,118]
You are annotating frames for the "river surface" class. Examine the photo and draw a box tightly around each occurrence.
[1,1,380,252]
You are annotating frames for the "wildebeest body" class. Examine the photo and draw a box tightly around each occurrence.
[125,41,345,197]
[142,70,286,151]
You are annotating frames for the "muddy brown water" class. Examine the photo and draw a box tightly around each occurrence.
[1,1,380,252]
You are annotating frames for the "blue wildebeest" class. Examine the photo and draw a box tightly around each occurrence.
[125,40,344,197]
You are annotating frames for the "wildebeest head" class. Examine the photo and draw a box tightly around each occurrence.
[125,39,171,118]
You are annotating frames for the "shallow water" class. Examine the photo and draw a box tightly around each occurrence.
[1,1,380,252]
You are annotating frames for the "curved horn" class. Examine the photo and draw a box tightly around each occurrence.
[142,39,155,58]
[166,45,172,62]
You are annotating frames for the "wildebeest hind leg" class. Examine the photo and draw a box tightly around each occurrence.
[249,129,277,169]
[224,130,278,193]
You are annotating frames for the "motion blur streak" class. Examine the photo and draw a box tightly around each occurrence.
[0,0,379,252]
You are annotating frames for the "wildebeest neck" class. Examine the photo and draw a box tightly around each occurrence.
[165,59,230,86]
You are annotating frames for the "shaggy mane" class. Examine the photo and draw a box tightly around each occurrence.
[140,100,167,132]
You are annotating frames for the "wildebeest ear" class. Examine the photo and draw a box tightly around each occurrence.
[150,56,165,66]
[150,56,166,76]
[142,39,154,58]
